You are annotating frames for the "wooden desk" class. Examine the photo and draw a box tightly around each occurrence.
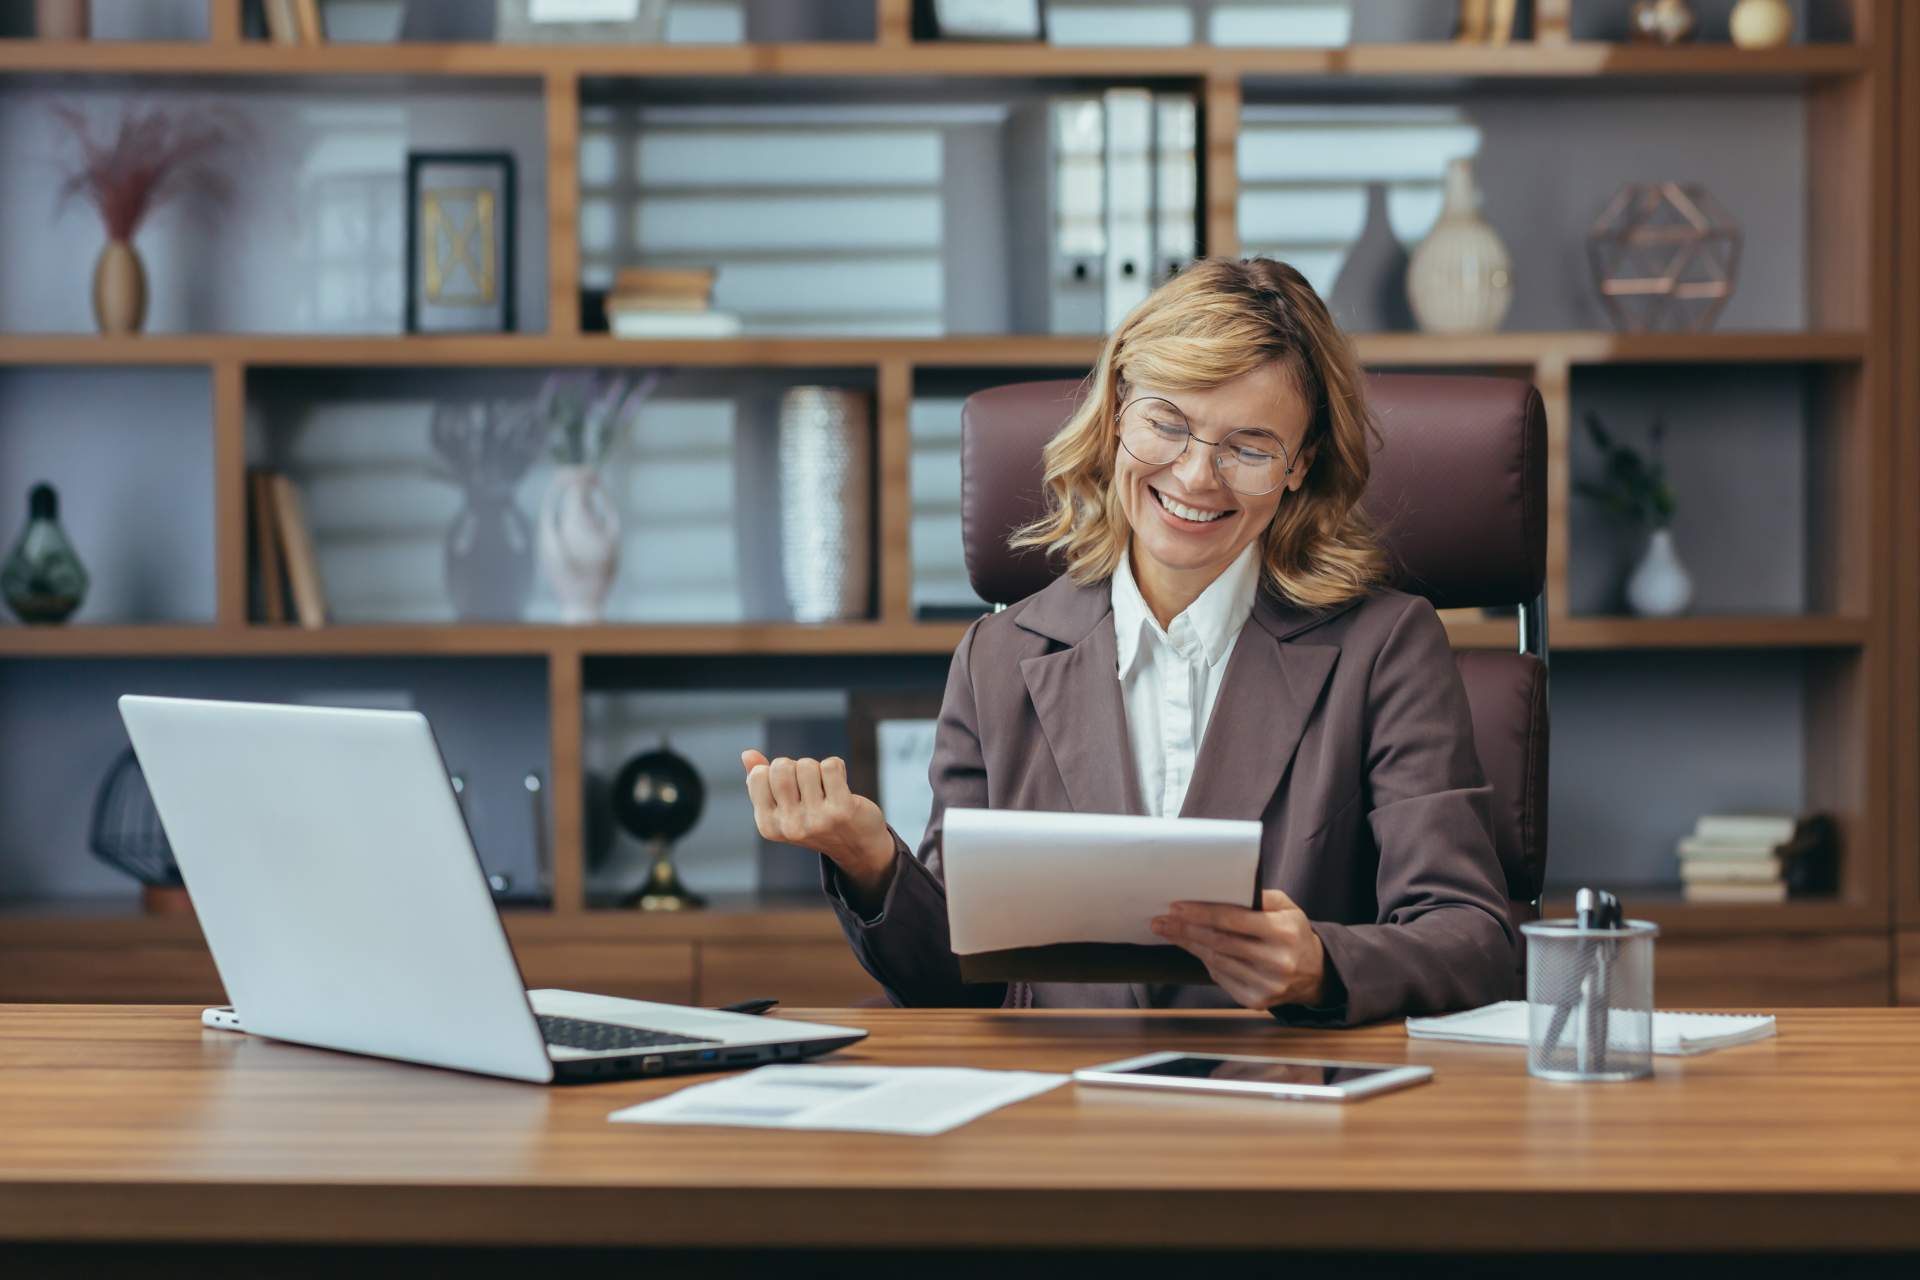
[3,1005,1920,1270]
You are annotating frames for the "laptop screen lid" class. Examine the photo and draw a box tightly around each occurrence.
[118,694,555,1083]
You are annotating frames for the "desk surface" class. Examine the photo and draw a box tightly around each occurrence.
[4,1004,1920,1252]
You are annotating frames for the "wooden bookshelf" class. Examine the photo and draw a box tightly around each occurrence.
[0,0,1904,1005]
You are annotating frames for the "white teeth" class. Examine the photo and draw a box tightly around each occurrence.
[1156,489,1228,523]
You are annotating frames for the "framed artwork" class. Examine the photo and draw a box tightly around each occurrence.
[405,151,516,333]
[846,689,945,858]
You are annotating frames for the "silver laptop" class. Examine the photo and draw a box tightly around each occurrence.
[118,694,866,1084]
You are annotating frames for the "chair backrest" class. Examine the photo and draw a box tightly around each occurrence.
[957,373,1550,928]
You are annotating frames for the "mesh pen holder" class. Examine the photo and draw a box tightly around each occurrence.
[1520,918,1660,1082]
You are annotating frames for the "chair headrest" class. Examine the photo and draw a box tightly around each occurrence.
[960,372,1545,611]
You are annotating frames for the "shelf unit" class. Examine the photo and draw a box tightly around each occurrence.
[0,0,1905,1007]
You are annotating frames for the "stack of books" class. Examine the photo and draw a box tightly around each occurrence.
[1677,813,1836,903]
[605,268,742,339]
[262,0,325,44]
[249,469,328,629]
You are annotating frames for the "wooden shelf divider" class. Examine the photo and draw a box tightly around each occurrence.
[0,40,1871,81]
[0,331,1872,370]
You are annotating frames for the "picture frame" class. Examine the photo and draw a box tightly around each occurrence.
[846,689,946,857]
[929,0,1046,42]
[405,151,516,334]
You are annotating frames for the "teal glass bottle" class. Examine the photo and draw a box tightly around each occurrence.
[3,482,89,624]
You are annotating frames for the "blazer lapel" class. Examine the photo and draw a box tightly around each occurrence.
[1176,591,1348,823]
[1015,576,1147,818]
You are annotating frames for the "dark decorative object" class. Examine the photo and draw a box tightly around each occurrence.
[3,482,89,624]
[611,742,706,911]
[1588,182,1742,332]
[430,400,544,621]
[89,746,191,914]
[405,151,516,333]
[1328,181,1414,333]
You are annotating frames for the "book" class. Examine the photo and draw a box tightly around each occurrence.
[1680,858,1783,884]
[605,293,714,313]
[293,0,325,44]
[612,267,715,302]
[1693,814,1802,845]
[269,473,328,629]
[248,469,286,625]
[1677,836,1782,860]
[1682,880,1789,904]
[263,0,300,44]
[1407,1001,1776,1056]
[608,309,743,339]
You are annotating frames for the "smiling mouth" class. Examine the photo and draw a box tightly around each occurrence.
[1151,485,1235,524]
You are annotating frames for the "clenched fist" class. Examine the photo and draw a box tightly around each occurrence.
[740,749,897,903]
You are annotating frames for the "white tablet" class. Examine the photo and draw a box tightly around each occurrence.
[1073,1051,1433,1102]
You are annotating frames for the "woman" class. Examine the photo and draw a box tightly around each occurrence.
[740,257,1516,1025]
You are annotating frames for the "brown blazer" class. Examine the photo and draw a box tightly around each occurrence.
[822,572,1519,1026]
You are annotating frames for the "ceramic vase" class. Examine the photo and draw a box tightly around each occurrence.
[778,387,872,623]
[537,464,621,624]
[2,482,89,624]
[35,0,87,38]
[1329,181,1414,332]
[1406,157,1512,334]
[1625,527,1693,617]
[92,239,147,335]
[1730,0,1793,49]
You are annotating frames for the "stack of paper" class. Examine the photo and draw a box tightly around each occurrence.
[608,1066,1066,1136]
[1406,1000,1776,1056]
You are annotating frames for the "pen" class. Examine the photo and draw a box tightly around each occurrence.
[717,998,779,1016]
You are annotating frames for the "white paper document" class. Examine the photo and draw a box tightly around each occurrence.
[1406,1000,1777,1056]
[608,1066,1067,1136]
[940,807,1262,955]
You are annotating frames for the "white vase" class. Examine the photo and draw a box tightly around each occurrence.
[1406,156,1513,334]
[537,465,621,624]
[779,387,872,623]
[1625,527,1693,617]
[1729,0,1793,50]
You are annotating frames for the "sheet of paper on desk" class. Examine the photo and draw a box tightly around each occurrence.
[940,807,1262,954]
[608,1066,1067,1136]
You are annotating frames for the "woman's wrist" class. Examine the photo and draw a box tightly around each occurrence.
[831,829,899,912]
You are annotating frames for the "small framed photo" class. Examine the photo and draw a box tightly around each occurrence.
[931,0,1046,41]
[847,690,945,858]
[405,151,516,333]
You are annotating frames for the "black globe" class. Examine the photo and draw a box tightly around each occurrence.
[610,747,704,844]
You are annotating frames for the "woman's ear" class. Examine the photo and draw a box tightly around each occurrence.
[1286,443,1316,493]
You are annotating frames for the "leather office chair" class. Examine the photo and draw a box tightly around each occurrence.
[956,374,1549,943]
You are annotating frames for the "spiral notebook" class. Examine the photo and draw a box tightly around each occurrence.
[1406,1001,1776,1056]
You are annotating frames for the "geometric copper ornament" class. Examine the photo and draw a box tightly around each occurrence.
[1587,182,1742,332]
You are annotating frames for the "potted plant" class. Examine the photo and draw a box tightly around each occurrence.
[534,370,659,623]
[1575,411,1690,617]
[52,100,239,335]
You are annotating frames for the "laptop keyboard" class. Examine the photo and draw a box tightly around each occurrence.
[538,1014,721,1053]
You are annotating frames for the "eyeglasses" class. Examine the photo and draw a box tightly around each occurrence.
[1115,397,1296,497]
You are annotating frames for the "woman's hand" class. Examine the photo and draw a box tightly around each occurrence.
[740,750,897,902]
[1151,889,1328,1011]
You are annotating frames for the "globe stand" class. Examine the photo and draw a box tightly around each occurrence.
[623,837,705,911]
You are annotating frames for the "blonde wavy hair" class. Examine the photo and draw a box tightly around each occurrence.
[1009,256,1387,609]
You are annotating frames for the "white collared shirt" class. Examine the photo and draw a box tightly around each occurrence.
[1110,541,1263,818]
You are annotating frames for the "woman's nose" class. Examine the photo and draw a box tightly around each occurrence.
[1172,440,1221,493]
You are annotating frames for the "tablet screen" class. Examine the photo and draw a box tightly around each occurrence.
[1114,1055,1395,1087]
